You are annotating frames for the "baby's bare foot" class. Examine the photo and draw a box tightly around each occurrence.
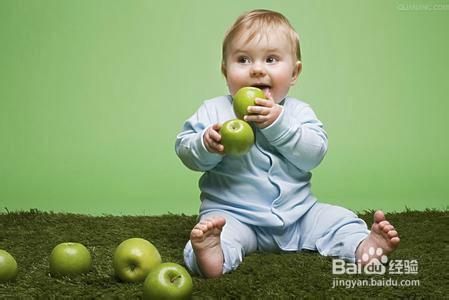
[190,216,226,278]
[356,210,400,265]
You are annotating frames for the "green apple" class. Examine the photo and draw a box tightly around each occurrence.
[113,237,162,283]
[49,242,92,277]
[143,262,193,300]
[220,119,254,156]
[233,86,266,119]
[0,249,18,283]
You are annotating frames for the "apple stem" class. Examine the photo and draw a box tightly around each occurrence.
[171,275,181,283]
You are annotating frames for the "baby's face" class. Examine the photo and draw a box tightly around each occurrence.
[224,27,301,103]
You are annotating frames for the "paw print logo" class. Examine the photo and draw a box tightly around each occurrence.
[361,247,388,275]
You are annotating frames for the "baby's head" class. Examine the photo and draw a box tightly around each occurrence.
[222,9,302,103]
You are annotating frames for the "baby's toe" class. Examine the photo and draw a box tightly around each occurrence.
[203,219,214,230]
[387,230,398,238]
[213,216,227,228]
[190,228,204,240]
[196,223,208,231]
[383,224,394,233]
[374,210,386,223]
[379,220,390,228]
[199,219,209,226]
[391,237,400,245]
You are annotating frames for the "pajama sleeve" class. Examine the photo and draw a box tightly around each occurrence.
[260,104,328,171]
[175,103,223,171]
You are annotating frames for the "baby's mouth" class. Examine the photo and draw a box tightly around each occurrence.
[251,84,271,98]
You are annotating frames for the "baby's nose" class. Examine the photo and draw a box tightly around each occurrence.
[250,63,267,77]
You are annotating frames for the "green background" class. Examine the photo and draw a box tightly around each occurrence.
[1,0,448,215]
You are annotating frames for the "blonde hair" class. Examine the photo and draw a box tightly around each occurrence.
[221,9,301,76]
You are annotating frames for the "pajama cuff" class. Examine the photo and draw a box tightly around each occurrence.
[337,231,370,263]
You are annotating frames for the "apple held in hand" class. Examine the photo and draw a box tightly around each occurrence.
[0,249,18,283]
[233,86,266,119]
[220,119,254,156]
[49,242,92,277]
[143,262,193,300]
[113,238,162,283]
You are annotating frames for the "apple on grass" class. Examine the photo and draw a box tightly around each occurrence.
[113,237,162,283]
[233,86,266,120]
[0,249,18,283]
[49,242,92,277]
[143,262,193,300]
[220,119,254,156]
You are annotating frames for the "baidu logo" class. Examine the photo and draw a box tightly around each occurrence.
[332,247,418,275]
[333,247,389,275]
[332,247,420,288]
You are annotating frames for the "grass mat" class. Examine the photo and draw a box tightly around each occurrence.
[0,209,448,298]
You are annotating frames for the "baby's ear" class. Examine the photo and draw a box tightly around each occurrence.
[291,61,302,85]
[221,63,227,78]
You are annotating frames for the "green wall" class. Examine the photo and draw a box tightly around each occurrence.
[1,0,448,215]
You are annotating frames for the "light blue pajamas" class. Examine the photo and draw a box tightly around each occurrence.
[175,95,370,276]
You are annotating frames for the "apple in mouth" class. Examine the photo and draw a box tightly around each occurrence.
[233,86,267,119]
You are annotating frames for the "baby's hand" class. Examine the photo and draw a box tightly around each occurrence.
[244,95,283,129]
[203,124,224,154]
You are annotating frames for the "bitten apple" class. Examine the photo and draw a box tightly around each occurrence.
[49,242,92,277]
[0,249,18,283]
[143,262,193,300]
[113,238,162,283]
[219,119,254,156]
[233,86,266,119]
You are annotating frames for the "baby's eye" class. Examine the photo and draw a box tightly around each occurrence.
[266,56,278,64]
[238,56,251,64]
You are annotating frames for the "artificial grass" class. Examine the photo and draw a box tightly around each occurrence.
[0,208,448,298]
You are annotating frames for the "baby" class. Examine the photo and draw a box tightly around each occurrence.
[175,9,399,278]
